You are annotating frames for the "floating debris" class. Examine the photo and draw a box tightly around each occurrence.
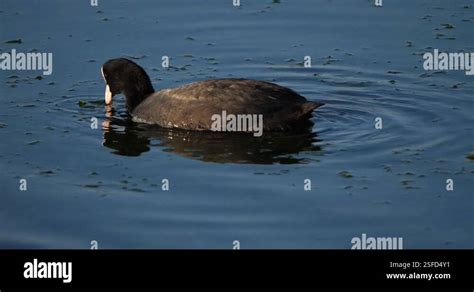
[338,170,353,178]
[401,180,412,185]
[83,184,100,188]
[441,23,455,29]
[467,152,474,161]
[5,38,22,44]
[39,170,54,176]
[130,188,145,192]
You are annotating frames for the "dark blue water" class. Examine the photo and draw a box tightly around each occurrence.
[0,0,473,248]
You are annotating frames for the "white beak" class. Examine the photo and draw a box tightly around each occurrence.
[101,66,112,105]
[105,84,112,105]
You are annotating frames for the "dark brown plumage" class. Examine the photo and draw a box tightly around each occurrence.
[101,58,323,133]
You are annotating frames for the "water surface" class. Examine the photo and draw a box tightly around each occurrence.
[0,0,473,248]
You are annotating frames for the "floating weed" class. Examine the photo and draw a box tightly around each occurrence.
[130,188,145,193]
[467,152,474,161]
[39,170,54,176]
[383,164,392,172]
[83,184,100,188]
[400,180,413,186]
[401,180,414,188]
[441,23,455,29]
[5,38,22,44]
[338,170,353,178]
[77,100,87,107]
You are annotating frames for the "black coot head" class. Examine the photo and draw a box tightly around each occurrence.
[101,58,154,111]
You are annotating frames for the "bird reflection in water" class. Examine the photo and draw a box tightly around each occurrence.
[102,105,322,164]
